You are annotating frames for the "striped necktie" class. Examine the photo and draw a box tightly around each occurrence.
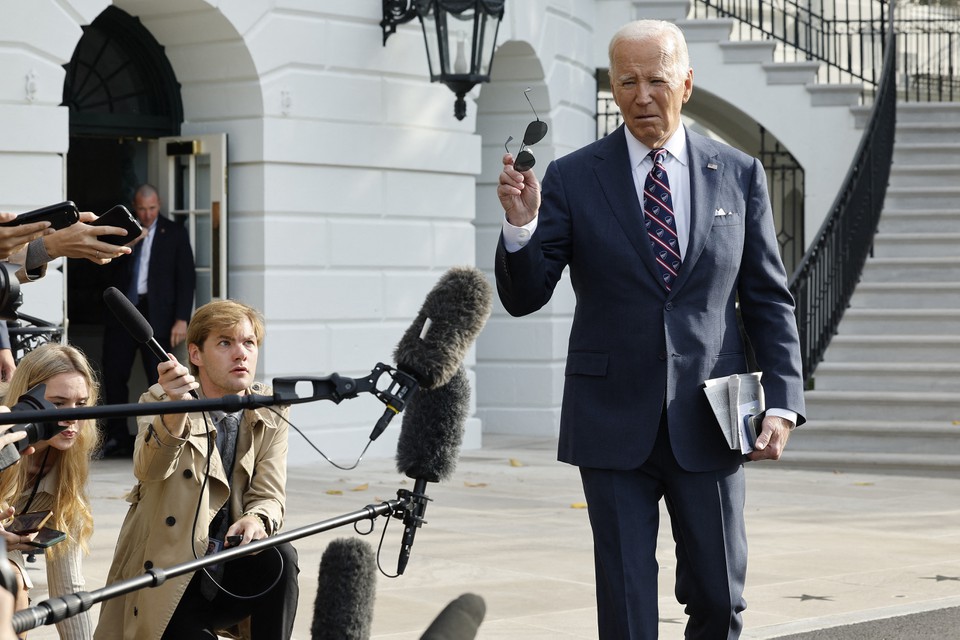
[643,148,682,290]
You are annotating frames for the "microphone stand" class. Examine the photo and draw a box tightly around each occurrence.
[13,493,416,633]
[2,364,417,426]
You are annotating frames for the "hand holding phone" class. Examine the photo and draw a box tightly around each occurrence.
[90,205,143,246]
[7,510,52,535]
[0,202,79,231]
[24,526,66,549]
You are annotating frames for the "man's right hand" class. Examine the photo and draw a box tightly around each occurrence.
[497,153,542,227]
[154,357,198,440]
[158,357,199,401]
[0,212,50,260]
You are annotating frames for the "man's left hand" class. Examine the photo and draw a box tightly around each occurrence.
[747,414,794,461]
[170,320,187,347]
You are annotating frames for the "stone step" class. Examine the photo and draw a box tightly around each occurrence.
[676,18,734,42]
[860,256,960,282]
[813,361,960,393]
[779,451,960,477]
[895,122,960,144]
[884,186,960,210]
[895,102,960,124]
[877,209,960,234]
[837,308,960,334]
[888,164,960,187]
[803,390,959,421]
[821,334,960,363]
[634,0,692,21]
[788,420,960,456]
[848,282,960,307]
[719,40,776,64]
[871,232,960,258]
[893,143,960,166]
[762,60,821,84]
[806,83,864,107]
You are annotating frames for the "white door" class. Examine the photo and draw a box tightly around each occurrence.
[150,133,228,308]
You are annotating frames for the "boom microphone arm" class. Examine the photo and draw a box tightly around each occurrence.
[0,363,418,427]
[13,494,414,634]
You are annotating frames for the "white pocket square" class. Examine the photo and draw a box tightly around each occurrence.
[715,207,733,216]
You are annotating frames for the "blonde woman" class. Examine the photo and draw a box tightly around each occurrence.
[0,343,101,639]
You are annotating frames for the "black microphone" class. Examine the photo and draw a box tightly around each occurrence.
[394,366,471,574]
[311,537,377,640]
[368,266,490,442]
[103,286,198,398]
[420,593,486,640]
[392,266,492,391]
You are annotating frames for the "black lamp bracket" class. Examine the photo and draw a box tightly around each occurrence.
[381,0,420,45]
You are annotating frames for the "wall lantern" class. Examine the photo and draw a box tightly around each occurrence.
[381,0,505,120]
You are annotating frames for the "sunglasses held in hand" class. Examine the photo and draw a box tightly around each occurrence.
[504,88,548,172]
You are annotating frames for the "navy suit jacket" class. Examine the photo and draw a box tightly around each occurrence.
[496,126,806,473]
[120,215,195,351]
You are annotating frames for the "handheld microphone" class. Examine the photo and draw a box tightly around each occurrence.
[368,266,490,442]
[394,366,471,574]
[420,593,486,640]
[311,537,377,640]
[103,286,198,398]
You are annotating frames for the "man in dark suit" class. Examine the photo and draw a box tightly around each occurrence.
[495,20,806,639]
[100,184,195,457]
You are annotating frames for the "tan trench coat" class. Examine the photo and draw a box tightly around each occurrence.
[94,382,290,640]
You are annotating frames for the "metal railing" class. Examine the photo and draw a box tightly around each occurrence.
[691,0,960,102]
[788,4,898,383]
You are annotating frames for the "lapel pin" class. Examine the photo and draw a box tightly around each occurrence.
[707,162,718,170]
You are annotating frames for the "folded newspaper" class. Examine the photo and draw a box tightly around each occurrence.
[703,372,764,454]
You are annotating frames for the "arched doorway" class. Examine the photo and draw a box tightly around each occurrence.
[62,5,184,397]
[63,5,183,326]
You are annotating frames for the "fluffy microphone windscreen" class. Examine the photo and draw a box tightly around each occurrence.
[420,593,486,640]
[311,537,377,640]
[103,286,154,342]
[395,365,470,483]
[393,266,492,390]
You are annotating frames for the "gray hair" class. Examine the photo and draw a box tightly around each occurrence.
[608,20,690,88]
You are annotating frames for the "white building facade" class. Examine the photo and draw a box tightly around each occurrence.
[0,0,854,466]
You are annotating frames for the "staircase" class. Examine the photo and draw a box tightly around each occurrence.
[793,102,960,476]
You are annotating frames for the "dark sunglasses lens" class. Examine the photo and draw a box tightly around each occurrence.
[523,120,548,146]
[514,150,536,172]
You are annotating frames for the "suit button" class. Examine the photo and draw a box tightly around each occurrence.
[143,561,153,570]
[665,302,674,311]
[165,516,176,526]
[183,469,193,479]
[658,352,667,361]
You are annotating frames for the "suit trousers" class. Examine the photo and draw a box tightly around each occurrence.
[161,541,300,639]
[579,419,747,639]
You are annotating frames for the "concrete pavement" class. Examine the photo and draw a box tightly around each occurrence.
[18,435,960,639]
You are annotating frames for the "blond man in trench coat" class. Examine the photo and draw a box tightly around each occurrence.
[95,300,298,640]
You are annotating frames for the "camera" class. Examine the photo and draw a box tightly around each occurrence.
[0,384,59,472]
[0,263,22,322]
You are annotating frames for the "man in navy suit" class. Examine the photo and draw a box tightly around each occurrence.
[495,20,806,639]
[101,184,195,457]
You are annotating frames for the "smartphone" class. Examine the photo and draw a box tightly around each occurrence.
[24,526,66,549]
[7,510,52,535]
[225,534,243,547]
[0,201,80,230]
[90,204,143,246]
